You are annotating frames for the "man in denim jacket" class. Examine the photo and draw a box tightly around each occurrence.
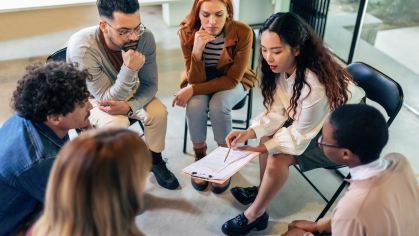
[0,61,93,235]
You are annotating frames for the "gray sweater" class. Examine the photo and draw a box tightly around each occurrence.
[67,26,158,112]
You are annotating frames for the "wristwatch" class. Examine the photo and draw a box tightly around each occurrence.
[127,107,133,117]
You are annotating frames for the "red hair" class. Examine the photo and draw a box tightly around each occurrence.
[180,0,234,43]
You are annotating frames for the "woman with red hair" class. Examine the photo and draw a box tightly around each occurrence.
[172,0,257,194]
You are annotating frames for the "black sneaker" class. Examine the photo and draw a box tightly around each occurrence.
[151,161,179,190]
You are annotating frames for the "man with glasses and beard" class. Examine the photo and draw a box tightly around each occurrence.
[67,0,179,190]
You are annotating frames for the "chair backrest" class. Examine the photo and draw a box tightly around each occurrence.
[290,0,331,39]
[46,47,67,62]
[346,62,404,126]
[232,28,257,111]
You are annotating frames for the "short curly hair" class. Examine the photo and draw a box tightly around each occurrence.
[329,104,388,164]
[11,61,92,122]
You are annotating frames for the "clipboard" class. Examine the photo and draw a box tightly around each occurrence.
[180,147,260,184]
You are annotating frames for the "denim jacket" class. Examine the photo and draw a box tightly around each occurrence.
[0,114,69,235]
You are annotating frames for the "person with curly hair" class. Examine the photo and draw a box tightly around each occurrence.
[0,61,92,236]
[67,0,179,191]
[220,12,365,235]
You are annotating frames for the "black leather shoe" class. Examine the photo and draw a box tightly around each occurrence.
[230,186,258,205]
[151,161,179,190]
[221,212,269,236]
[211,177,231,194]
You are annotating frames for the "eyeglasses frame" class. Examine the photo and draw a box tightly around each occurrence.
[104,21,146,38]
[317,135,340,150]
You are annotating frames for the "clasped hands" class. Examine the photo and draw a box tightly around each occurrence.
[97,100,131,115]
[281,220,318,236]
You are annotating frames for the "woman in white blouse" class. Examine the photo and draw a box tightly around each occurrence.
[220,12,365,235]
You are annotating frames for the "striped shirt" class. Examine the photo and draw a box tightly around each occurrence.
[203,32,224,68]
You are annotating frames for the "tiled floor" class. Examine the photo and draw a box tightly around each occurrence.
[0,5,418,236]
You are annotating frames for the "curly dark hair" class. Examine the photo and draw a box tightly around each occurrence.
[96,0,139,19]
[11,61,92,122]
[329,104,388,164]
[258,12,354,119]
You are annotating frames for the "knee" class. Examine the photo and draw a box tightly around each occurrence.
[209,100,231,116]
[186,96,208,117]
[187,96,208,110]
[146,103,168,123]
[265,154,295,174]
[99,115,130,128]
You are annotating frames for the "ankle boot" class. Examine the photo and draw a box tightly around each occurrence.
[191,145,209,191]
[209,143,231,194]
[211,177,231,194]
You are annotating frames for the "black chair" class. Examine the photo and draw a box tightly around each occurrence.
[46,47,67,62]
[182,29,257,154]
[294,61,404,221]
[290,0,331,39]
[46,47,145,134]
[347,62,404,126]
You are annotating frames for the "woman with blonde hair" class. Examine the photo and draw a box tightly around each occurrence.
[30,128,151,236]
[172,0,257,193]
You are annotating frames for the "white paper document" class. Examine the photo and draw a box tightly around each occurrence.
[181,147,259,183]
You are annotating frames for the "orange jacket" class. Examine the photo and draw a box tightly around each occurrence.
[178,20,257,95]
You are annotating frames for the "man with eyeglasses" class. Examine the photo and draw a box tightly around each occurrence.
[281,104,419,236]
[67,0,179,190]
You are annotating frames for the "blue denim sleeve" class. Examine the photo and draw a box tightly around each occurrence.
[14,158,55,203]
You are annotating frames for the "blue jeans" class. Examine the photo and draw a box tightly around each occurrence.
[186,83,247,144]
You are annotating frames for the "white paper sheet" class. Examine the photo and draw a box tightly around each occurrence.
[181,147,259,182]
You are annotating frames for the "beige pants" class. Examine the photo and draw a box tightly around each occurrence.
[89,97,167,153]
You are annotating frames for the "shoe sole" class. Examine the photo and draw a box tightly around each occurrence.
[156,179,179,190]
[221,213,269,236]
[151,170,180,190]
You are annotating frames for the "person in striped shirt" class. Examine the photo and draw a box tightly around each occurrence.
[173,0,257,194]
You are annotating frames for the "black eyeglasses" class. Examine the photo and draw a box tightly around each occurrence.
[317,135,340,150]
[105,21,146,38]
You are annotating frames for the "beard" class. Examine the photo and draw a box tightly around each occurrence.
[109,34,139,52]
[121,40,139,52]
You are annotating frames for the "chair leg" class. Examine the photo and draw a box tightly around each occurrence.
[183,117,188,154]
[294,165,329,203]
[138,121,145,137]
[333,169,346,179]
[315,173,351,221]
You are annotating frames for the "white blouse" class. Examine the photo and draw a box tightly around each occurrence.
[250,69,365,155]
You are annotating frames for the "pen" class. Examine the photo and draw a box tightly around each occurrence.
[224,137,236,163]
[224,146,231,163]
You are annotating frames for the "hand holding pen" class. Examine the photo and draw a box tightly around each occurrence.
[224,129,268,153]
[224,137,236,163]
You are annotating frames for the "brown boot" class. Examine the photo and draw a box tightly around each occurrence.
[209,142,232,194]
[191,146,209,191]
[211,177,231,194]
